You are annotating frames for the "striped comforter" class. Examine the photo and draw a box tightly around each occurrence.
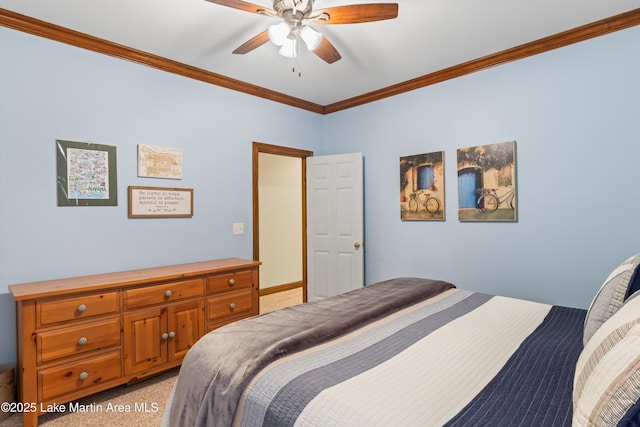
[166,278,585,427]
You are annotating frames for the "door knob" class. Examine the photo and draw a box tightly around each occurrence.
[354,241,361,249]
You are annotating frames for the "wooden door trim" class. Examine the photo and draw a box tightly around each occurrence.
[252,142,313,302]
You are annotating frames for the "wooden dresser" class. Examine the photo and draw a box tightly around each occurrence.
[9,258,260,427]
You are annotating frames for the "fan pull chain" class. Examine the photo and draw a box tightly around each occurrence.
[292,37,302,77]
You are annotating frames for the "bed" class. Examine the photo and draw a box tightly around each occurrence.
[164,254,640,427]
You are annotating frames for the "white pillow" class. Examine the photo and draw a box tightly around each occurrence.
[583,254,640,346]
[573,293,640,426]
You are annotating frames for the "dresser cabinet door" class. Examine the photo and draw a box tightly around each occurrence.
[123,308,167,375]
[167,300,204,361]
[124,301,205,374]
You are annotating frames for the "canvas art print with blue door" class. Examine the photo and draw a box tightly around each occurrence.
[400,151,445,221]
[457,141,517,222]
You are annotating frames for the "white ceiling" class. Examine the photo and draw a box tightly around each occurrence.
[2,0,640,106]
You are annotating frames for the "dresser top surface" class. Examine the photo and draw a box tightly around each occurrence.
[10,258,260,300]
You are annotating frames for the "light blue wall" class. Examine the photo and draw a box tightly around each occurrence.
[323,25,640,309]
[0,28,323,365]
[2,23,639,366]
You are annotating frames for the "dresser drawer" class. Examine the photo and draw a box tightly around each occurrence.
[39,350,121,401]
[37,317,121,365]
[124,278,203,310]
[207,288,253,322]
[38,292,119,326]
[207,270,253,294]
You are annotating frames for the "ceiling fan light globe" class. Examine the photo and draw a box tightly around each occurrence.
[300,26,323,51]
[278,38,298,58]
[268,22,290,46]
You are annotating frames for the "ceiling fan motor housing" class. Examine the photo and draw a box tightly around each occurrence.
[273,0,314,19]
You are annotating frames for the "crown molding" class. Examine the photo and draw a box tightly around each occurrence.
[2,7,639,115]
[0,8,324,114]
[324,8,640,113]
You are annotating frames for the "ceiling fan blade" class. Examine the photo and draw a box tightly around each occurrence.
[205,0,276,16]
[313,37,341,64]
[232,30,270,54]
[311,3,398,24]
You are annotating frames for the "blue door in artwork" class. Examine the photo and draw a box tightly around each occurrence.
[458,168,482,208]
[417,165,434,190]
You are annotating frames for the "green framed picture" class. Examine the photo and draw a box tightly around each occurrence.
[56,139,118,206]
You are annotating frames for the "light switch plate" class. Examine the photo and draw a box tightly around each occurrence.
[233,223,244,235]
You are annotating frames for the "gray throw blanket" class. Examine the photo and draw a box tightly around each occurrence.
[168,277,455,427]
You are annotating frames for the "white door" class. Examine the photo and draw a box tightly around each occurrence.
[307,153,364,301]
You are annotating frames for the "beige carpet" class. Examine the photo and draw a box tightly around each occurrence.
[0,368,178,427]
[259,287,303,314]
[0,288,303,427]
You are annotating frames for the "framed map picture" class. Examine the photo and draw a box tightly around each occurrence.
[138,144,183,179]
[56,139,117,206]
[457,141,517,222]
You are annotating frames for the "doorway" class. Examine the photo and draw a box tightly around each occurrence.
[252,142,313,307]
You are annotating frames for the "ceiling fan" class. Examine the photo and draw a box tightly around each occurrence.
[205,0,399,64]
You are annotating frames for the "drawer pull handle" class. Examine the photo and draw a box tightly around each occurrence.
[229,303,236,310]
[78,337,88,346]
[165,290,172,297]
[162,333,169,340]
[77,304,87,313]
[229,279,235,286]
[79,372,88,381]
[169,331,176,338]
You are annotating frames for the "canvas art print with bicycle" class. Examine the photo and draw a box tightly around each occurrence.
[400,151,445,221]
[457,141,517,222]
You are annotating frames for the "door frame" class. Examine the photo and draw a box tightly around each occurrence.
[252,142,313,302]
